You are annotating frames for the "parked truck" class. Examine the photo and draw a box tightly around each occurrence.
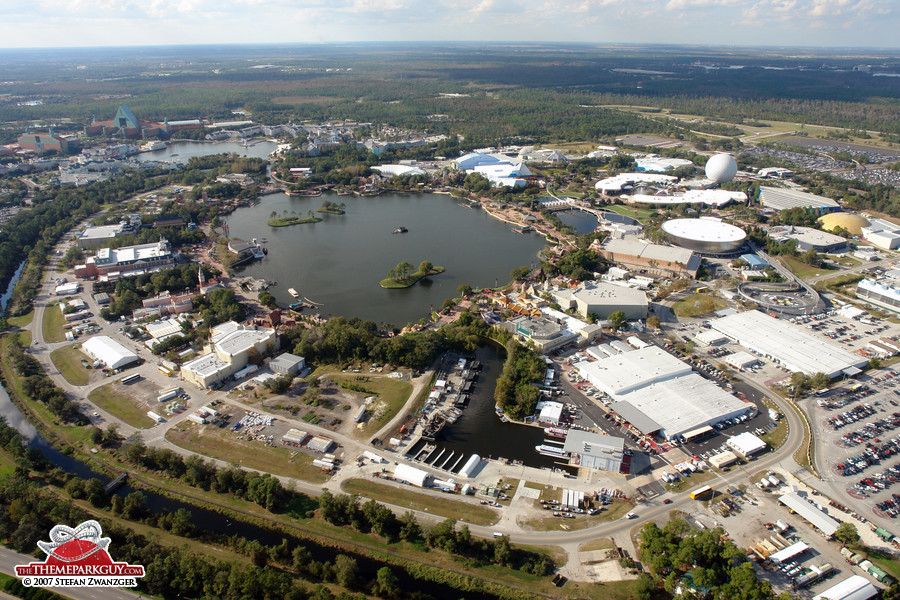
[157,387,180,403]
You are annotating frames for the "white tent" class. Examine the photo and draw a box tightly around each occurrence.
[394,464,431,487]
[81,336,138,369]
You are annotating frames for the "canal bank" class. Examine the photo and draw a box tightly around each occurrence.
[0,358,534,600]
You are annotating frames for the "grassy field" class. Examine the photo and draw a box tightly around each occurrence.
[761,418,788,450]
[601,204,657,222]
[780,256,837,279]
[327,373,412,438]
[579,537,615,552]
[7,310,34,327]
[42,303,67,343]
[167,422,330,484]
[267,216,322,226]
[672,294,726,318]
[88,383,154,429]
[664,469,716,494]
[518,499,633,532]
[49,344,91,386]
[341,478,500,526]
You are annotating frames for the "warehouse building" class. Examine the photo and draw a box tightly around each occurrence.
[710,310,868,378]
[270,353,305,375]
[562,430,625,472]
[856,278,900,314]
[769,225,848,253]
[181,321,278,389]
[709,451,739,469]
[609,374,749,440]
[593,237,701,278]
[577,346,750,440]
[759,187,841,213]
[76,224,127,249]
[81,336,139,370]
[724,351,760,370]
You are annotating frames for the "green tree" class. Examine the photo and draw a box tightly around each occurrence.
[333,554,358,589]
[258,290,278,309]
[809,372,831,390]
[608,310,627,331]
[418,260,433,274]
[511,266,530,281]
[396,261,414,279]
[647,315,661,330]
[834,522,860,546]
[374,567,400,598]
[457,284,473,297]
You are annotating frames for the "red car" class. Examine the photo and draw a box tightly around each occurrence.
[663,499,673,504]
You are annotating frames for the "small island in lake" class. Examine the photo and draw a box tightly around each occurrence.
[380,260,445,289]
[316,200,346,215]
[267,209,323,227]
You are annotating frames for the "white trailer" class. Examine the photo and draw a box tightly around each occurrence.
[147,411,165,423]
[157,387,180,402]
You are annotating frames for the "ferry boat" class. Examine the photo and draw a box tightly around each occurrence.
[288,288,300,298]
[289,301,305,311]
[535,444,568,458]
[545,427,569,439]
[393,226,408,234]
[140,140,166,151]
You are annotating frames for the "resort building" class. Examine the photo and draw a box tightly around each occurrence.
[17,131,76,154]
[84,105,203,139]
[74,239,175,281]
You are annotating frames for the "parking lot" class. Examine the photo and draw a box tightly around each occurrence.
[813,369,900,521]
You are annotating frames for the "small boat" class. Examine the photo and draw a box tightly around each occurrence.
[288,288,299,298]
[393,226,408,234]
[545,427,569,439]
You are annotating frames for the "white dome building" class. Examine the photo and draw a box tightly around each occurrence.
[705,153,738,184]
[662,218,747,254]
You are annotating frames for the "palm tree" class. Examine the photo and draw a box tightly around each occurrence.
[270,211,277,219]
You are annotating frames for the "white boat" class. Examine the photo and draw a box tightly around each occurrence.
[288,288,299,298]
[141,141,166,151]
[535,444,568,458]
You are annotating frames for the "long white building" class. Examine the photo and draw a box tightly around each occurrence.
[710,310,868,378]
[857,278,900,314]
[81,336,139,370]
[181,321,278,389]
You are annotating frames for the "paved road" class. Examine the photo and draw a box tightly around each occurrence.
[0,546,142,600]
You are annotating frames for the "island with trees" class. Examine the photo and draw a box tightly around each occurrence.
[380,260,445,289]
[267,209,323,227]
[316,200,346,215]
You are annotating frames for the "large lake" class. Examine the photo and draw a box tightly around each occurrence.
[226,192,547,325]
[135,139,278,163]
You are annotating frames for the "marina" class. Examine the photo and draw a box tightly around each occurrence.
[403,346,567,473]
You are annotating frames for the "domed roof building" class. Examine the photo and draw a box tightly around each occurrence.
[817,212,870,236]
[705,153,738,184]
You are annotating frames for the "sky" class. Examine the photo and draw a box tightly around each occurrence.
[1,0,898,49]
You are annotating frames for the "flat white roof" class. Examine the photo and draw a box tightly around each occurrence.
[778,491,840,536]
[710,311,868,378]
[613,374,748,439]
[727,432,767,455]
[216,329,272,357]
[769,541,809,564]
[813,575,879,600]
[601,237,697,266]
[563,429,624,455]
[81,336,138,369]
[572,281,648,306]
[595,172,677,191]
[145,318,183,339]
[183,352,231,378]
[631,189,746,207]
[661,218,747,244]
[760,186,840,211]
[724,351,759,369]
[576,346,691,395]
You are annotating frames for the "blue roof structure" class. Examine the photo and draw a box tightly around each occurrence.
[740,253,767,268]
